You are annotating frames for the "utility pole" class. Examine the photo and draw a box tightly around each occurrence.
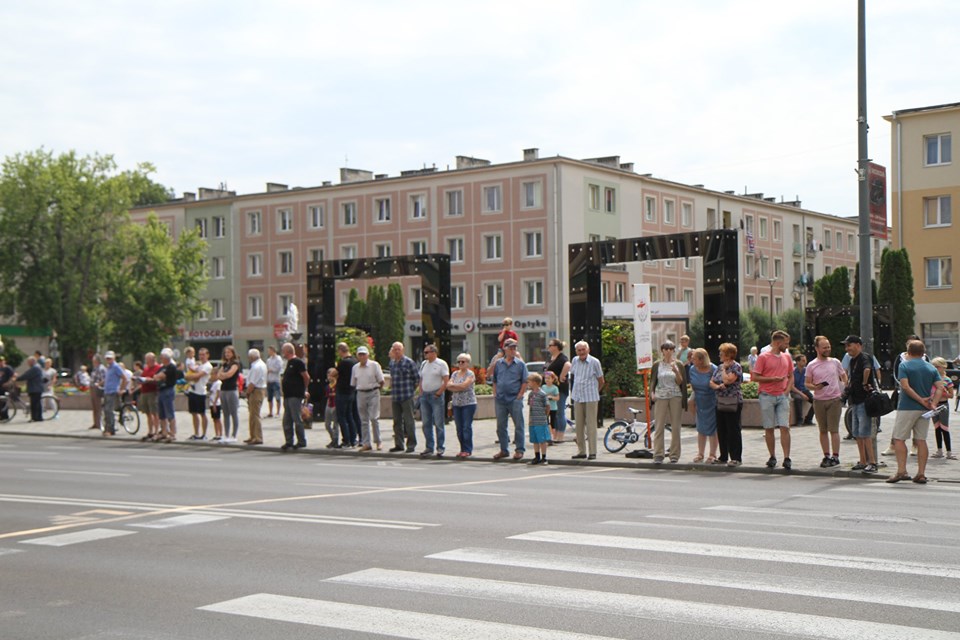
[857,0,874,350]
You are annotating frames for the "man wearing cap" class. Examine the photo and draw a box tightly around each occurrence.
[388,342,419,453]
[492,338,529,460]
[101,351,128,436]
[244,348,267,445]
[842,335,878,473]
[887,339,944,484]
[351,346,385,451]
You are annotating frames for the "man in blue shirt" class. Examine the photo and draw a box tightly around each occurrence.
[102,351,128,436]
[388,342,420,453]
[887,340,943,484]
[18,357,45,422]
[492,339,528,460]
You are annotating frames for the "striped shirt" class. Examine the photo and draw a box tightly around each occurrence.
[527,389,550,426]
[569,354,603,403]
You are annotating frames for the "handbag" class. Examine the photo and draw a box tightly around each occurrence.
[864,390,894,417]
[716,394,739,413]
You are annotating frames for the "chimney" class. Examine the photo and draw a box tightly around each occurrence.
[197,187,236,200]
[322,181,332,187]
[374,174,389,180]
[582,156,621,168]
[266,182,288,192]
[455,155,491,170]
[619,162,634,172]
[339,168,374,184]
[523,148,539,161]
[182,192,196,202]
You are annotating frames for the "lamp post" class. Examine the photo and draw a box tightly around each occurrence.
[767,277,778,326]
[477,293,483,361]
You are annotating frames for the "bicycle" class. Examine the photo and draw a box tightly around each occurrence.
[102,394,140,435]
[0,387,59,422]
[604,406,664,453]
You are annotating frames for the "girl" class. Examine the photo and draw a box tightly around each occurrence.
[542,371,561,444]
[208,367,223,441]
[325,368,340,448]
[931,358,955,460]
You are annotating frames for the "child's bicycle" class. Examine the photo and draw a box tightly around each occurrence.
[604,407,663,453]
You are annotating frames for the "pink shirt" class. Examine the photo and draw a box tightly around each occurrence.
[805,357,845,400]
[753,350,792,396]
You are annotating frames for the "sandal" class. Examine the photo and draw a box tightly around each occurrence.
[886,472,911,483]
[693,455,704,463]
[708,457,722,465]
[912,475,928,484]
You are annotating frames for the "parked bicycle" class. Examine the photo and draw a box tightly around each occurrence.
[102,393,140,435]
[604,407,663,453]
[0,386,59,422]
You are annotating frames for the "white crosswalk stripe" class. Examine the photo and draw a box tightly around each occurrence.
[19,528,136,547]
[130,514,230,529]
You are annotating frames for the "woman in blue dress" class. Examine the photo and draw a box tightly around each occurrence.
[688,348,719,463]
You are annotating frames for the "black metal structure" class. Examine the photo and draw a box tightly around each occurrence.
[568,230,740,363]
[803,304,894,387]
[306,254,452,382]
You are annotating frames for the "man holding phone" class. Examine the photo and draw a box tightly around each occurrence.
[805,335,848,468]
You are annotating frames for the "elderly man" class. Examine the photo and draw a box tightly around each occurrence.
[153,349,179,441]
[335,343,360,447]
[352,345,385,451]
[244,348,268,445]
[492,338,528,461]
[89,354,106,430]
[419,344,449,457]
[569,341,604,460]
[280,342,311,451]
[265,345,284,418]
[101,351,128,436]
[18,356,47,423]
[888,339,944,484]
[388,342,419,453]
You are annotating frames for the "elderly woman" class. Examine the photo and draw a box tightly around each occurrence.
[689,348,719,463]
[447,353,477,458]
[650,340,687,464]
[712,342,744,467]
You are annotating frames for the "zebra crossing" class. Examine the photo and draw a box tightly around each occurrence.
[198,517,960,639]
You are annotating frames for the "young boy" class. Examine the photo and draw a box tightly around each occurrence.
[527,372,551,465]
[542,371,561,444]
[931,357,956,460]
[208,367,223,441]
[325,368,340,448]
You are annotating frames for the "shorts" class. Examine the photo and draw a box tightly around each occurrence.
[209,405,222,420]
[529,424,551,444]
[158,387,176,421]
[139,391,158,416]
[892,409,930,442]
[813,398,842,434]
[188,392,207,414]
[935,404,949,429]
[267,381,281,402]
[848,402,871,438]
[759,392,790,428]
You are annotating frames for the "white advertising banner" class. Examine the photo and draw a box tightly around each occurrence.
[633,283,653,371]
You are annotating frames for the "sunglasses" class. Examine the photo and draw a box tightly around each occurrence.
[457,360,468,364]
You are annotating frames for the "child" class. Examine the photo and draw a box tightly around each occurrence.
[526,372,551,465]
[542,371,561,444]
[931,358,956,460]
[325,368,340,448]
[208,367,223,441]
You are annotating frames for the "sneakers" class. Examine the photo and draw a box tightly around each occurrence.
[419,449,435,457]
[948,452,958,460]
[932,450,945,459]
[881,446,896,456]
[389,445,404,452]
[830,456,839,467]
[863,463,878,474]
[851,462,866,470]
[910,447,918,457]
[727,460,741,467]
[820,456,832,468]
[766,456,777,468]
[653,456,664,465]
[782,458,792,470]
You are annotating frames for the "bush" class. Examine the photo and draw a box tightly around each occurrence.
[601,320,643,417]
[336,327,373,361]
[741,381,759,399]
[474,383,493,396]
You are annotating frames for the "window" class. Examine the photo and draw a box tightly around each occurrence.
[375,243,391,258]
[683,257,692,270]
[523,231,542,258]
[212,256,224,279]
[775,298,783,315]
[836,231,842,250]
[308,205,325,229]
[601,282,609,303]
[279,250,294,275]
[248,254,263,277]
[925,257,952,288]
[342,202,357,226]
[446,190,463,216]
[524,280,543,306]
[761,295,769,311]
[309,248,324,263]
[210,216,225,238]
[665,287,676,302]
[663,200,675,224]
[411,287,422,313]
[375,198,391,223]
[447,237,464,263]
[604,187,616,213]
[774,258,782,279]
[277,208,293,232]
[195,218,208,239]
[649,286,657,302]
[925,133,952,166]
[451,285,465,310]
[615,282,625,302]
[773,220,781,241]
[410,194,426,219]
[683,289,694,308]
[924,195,952,227]
[760,257,768,278]
[745,254,754,276]
[197,306,209,322]
[589,185,601,210]
[588,233,600,242]
[485,283,503,308]
[247,211,262,235]
[212,298,224,320]
[922,322,959,360]
[681,202,692,227]
[410,240,427,256]
[279,294,293,316]
[825,266,832,276]
[484,234,502,261]
[248,296,263,320]
[483,185,502,212]
[745,215,754,234]
[823,229,831,249]
[847,233,855,252]
[522,181,541,208]
[342,245,357,259]
[746,294,755,308]
[759,217,768,239]
[664,259,675,269]
[644,197,656,222]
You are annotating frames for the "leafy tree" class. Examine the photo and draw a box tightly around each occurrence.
[689,308,756,363]
[776,308,804,351]
[812,266,852,351]
[344,288,366,327]
[0,337,27,368]
[747,306,775,351]
[852,262,879,338]
[381,284,406,367]
[336,326,372,360]
[0,149,174,366]
[365,285,385,361]
[102,214,207,358]
[688,309,704,349]
[600,320,642,416]
[877,248,916,351]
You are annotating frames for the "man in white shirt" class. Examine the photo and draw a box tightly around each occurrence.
[244,348,268,445]
[186,348,213,440]
[265,345,284,418]
[351,346,385,451]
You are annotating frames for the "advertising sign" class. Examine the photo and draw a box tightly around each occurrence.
[868,162,887,240]
[633,284,653,371]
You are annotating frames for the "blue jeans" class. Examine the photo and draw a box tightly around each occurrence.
[420,392,445,452]
[849,402,871,438]
[495,396,525,454]
[453,404,476,454]
[335,391,359,445]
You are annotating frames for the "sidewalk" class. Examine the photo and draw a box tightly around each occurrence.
[3,405,960,483]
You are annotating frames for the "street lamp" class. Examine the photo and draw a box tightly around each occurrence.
[477,292,483,361]
[767,277,778,325]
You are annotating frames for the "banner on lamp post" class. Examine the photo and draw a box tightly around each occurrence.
[633,283,653,371]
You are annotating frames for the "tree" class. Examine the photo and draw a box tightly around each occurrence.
[101,214,207,358]
[0,149,174,366]
[852,261,880,345]
[812,266,852,351]
[365,285,385,361]
[878,247,916,350]
[689,308,756,363]
[381,284,406,367]
[776,308,804,351]
[344,288,366,327]
[747,306,775,350]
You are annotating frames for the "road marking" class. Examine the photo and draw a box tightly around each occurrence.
[0,548,22,557]
[409,488,507,497]
[0,494,177,511]
[509,530,960,579]
[0,451,59,456]
[128,455,222,462]
[197,507,439,530]
[602,520,865,543]
[314,462,425,470]
[828,484,960,494]
[705,505,924,523]
[299,482,507,496]
[200,593,615,640]
[26,468,131,477]
[428,547,960,613]
[328,569,960,640]
[43,446,85,450]
[563,474,690,483]
[20,528,136,547]
[131,514,230,529]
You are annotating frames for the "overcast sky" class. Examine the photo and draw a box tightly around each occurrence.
[2,1,957,217]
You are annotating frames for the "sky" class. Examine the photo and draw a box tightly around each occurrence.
[1,0,958,218]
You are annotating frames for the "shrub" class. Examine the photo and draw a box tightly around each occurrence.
[600,320,643,417]
[474,383,493,396]
[741,381,759,399]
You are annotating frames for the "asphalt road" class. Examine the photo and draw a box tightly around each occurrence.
[1,433,959,639]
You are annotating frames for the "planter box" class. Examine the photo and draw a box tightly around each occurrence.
[612,396,807,429]
[376,394,497,420]
[58,392,189,412]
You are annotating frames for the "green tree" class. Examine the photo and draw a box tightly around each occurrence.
[0,337,27,368]
[747,306,775,351]
[600,320,642,416]
[688,308,756,363]
[381,284,406,367]
[102,214,207,358]
[877,248,916,352]
[776,308,804,351]
[336,326,372,360]
[812,266,853,351]
[344,288,367,327]
[365,285,385,361]
[0,149,173,366]
[852,261,880,346]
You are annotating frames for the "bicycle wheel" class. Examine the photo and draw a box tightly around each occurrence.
[41,396,59,421]
[604,420,629,453]
[0,396,15,423]
[119,404,140,435]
